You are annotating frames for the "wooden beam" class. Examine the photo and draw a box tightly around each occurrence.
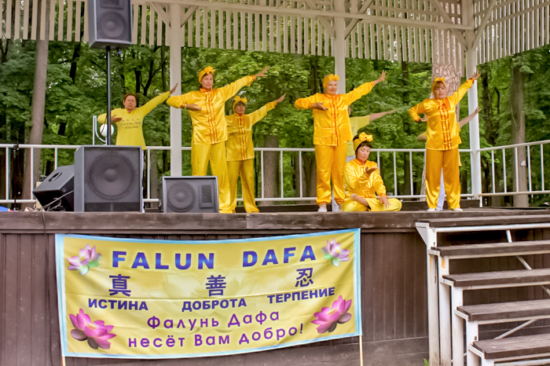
[151,0,474,31]
[429,0,468,47]
[180,6,198,28]
[344,0,374,38]
[149,3,170,27]
[471,0,502,48]
[302,0,335,38]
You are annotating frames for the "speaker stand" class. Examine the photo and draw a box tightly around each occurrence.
[106,45,112,145]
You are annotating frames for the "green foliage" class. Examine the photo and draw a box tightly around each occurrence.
[1,39,549,204]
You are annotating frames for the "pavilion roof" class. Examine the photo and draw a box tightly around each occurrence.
[1,0,548,68]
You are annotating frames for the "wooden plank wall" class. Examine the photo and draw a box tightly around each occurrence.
[0,230,429,366]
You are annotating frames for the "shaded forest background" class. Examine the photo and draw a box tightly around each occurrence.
[0,38,549,207]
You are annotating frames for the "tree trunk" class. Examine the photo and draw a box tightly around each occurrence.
[22,39,49,207]
[510,57,529,207]
[262,135,280,205]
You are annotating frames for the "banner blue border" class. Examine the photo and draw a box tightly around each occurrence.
[55,228,362,359]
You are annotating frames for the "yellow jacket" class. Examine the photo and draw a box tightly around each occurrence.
[347,115,371,156]
[409,79,473,150]
[344,159,387,199]
[167,76,256,145]
[98,91,170,149]
[294,81,375,146]
[226,102,277,161]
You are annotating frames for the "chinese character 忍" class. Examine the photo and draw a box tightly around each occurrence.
[295,268,314,287]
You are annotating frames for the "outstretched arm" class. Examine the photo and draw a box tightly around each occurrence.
[344,71,386,105]
[295,95,323,110]
[448,70,481,106]
[249,95,284,125]
[98,114,122,124]
[368,109,396,122]
[458,107,481,128]
[139,91,171,115]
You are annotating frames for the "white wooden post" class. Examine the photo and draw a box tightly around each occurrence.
[333,1,346,93]
[169,4,183,176]
[464,0,482,200]
[438,257,452,366]
[425,227,441,366]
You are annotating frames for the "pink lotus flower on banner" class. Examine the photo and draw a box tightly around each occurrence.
[69,309,116,350]
[311,296,353,333]
[67,244,102,275]
[321,239,350,266]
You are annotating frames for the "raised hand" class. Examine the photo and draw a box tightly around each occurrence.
[276,94,286,103]
[471,69,481,81]
[374,70,387,84]
[255,67,270,78]
[185,104,202,111]
[170,83,178,94]
[311,102,328,111]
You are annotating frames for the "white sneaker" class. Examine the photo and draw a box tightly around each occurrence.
[451,207,463,212]
[427,208,436,212]
[318,205,328,213]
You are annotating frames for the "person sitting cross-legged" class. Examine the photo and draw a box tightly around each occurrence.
[342,133,402,212]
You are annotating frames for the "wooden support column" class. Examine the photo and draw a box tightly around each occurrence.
[169,4,182,176]
[464,0,482,200]
[333,1,346,93]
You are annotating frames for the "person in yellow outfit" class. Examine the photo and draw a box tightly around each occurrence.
[98,84,178,149]
[342,133,402,212]
[295,71,387,212]
[167,66,269,213]
[226,94,286,213]
[417,107,481,210]
[346,106,396,160]
[409,70,480,211]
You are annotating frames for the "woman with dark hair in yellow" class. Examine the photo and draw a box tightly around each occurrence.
[167,66,269,213]
[98,84,178,149]
[294,71,387,212]
[342,133,402,212]
[409,70,480,211]
[226,94,285,213]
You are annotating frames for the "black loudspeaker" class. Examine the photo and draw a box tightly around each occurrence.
[159,177,219,213]
[74,146,142,212]
[33,165,75,211]
[88,0,132,49]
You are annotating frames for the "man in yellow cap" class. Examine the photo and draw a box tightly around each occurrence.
[226,94,285,213]
[409,70,480,211]
[167,66,269,213]
[294,71,386,212]
[342,133,402,212]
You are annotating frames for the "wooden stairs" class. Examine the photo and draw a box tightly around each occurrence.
[416,215,550,366]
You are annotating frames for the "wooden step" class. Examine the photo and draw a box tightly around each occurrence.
[418,214,550,228]
[457,299,550,322]
[471,333,550,360]
[441,269,550,289]
[432,240,550,259]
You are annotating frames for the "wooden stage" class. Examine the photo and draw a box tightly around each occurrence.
[1,207,549,366]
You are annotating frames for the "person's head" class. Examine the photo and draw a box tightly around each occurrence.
[233,96,247,115]
[353,133,373,162]
[323,74,339,95]
[123,94,137,111]
[199,66,215,90]
[431,77,447,99]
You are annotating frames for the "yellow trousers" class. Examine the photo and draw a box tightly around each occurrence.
[228,159,259,213]
[342,198,403,212]
[315,143,347,205]
[191,142,232,213]
[426,148,461,209]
